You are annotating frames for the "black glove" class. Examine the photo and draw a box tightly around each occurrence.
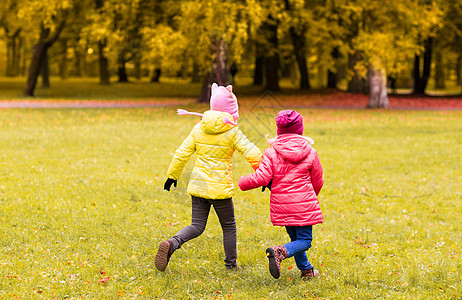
[164,178,177,191]
[262,179,273,192]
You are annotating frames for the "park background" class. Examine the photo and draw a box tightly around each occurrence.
[1,0,461,299]
[0,0,461,102]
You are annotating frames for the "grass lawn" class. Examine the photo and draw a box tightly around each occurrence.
[0,76,277,101]
[0,77,202,100]
[0,105,461,299]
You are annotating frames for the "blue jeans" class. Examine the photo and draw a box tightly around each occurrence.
[284,226,313,271]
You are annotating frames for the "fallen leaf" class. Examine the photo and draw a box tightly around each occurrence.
[98,277,110,284]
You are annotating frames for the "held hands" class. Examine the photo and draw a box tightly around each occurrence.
[164,178,178,191]
[262,179,273,192]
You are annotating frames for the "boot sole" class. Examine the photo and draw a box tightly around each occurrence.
[155,241,170,271]
[266,248,280,279]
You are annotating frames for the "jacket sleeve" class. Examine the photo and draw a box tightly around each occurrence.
[310,150,324,196]
[166,129,196,180]
[233,128,262,170]
[238,149,273,191]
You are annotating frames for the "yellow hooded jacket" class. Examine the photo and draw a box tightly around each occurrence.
[167,110,262,199]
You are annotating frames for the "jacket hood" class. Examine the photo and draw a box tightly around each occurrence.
[271,134,312,163]
[200,110,236,134]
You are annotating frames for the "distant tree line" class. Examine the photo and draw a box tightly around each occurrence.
[0,0,461,107]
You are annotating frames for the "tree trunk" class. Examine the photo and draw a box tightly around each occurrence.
[151,68,161,82]
[413,53,421,93]
[98,40,110,85]
[6,38,14,77]
[96,0,109,84]
[253,54,264,85]
[230,62,237,84]
[5,28,22,77]
[289,26,309,89]
[41,51,50,88]
[283,0,309,90]
[413,37,433,94]
[265,56,279,92]
[263,17,279,92]
[198,72,212,103]
[457,54,462,90]
[25,41,47,96]
[327,70,336,89]
[117,53,129,83]
[75,50,83,77]
[421,37,433,92]
[191,63,202,82]
[327,47,339,89]
[19,36,26,76]
[434,49,445,90]
[367,65,389,108]
[292,30,310,90]
[214,39,229,85]
[74,37,83,77]
[198,39,229,102]
[60,39,68,79]
[347,51,364,93]
[118,63,129,82]
[13,35,22,76]
[134,56,141,80]
[389,75,397,94]
[25,20,66,96]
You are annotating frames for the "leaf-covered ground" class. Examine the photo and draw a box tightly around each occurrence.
[0,106,460,299]
[0,76,460,110]
[1,92,461,110]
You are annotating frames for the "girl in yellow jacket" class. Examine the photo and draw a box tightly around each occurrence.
[155,83,262,271]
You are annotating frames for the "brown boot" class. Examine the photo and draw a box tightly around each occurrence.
[266,245,288,279]
[155,240,174,271]
[301,268,320,280]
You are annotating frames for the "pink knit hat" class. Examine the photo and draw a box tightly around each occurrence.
[177,83,239,125]
[210,83,239,121]
[275,110,304,135]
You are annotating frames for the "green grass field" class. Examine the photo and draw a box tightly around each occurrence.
[0,77,202,100]
[0,76,297,100]
[0,106,461,299]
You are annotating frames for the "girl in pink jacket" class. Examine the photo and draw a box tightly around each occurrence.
[238,110,323,280]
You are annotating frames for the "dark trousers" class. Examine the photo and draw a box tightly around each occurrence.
[169,196,237,268]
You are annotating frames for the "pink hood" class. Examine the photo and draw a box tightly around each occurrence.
[271,134,312,163]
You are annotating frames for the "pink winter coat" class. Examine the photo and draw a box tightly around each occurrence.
[238,134,323,226]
